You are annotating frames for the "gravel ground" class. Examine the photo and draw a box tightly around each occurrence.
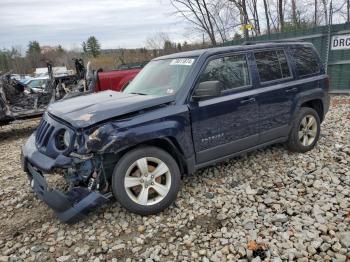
[0,96,349,262]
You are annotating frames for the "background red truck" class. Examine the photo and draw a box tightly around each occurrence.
[95,68,141,92]
[94,63,146,92]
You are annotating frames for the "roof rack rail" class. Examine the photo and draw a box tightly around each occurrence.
[242,39,304,45]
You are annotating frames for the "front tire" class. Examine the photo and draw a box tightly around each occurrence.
[287,107,321,153]
[112,146,181,215]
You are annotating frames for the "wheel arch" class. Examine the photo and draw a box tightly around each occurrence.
[291,89,326,125]
[112,137,190,176]
[300,99,324,122]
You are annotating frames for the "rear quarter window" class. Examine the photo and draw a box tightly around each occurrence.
[290,47,321,77]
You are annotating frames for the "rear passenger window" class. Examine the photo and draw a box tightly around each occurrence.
[254,50,291,82]
[199,54,250,91]
[290,47,320,77]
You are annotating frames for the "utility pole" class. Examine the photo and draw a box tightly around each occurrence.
[242,0,249,40]
[325,0,333,74]
[347,0,349,22]
[314,0,318,26]
[292,0,297,26]
[278,0,284,32]
[263,0,271,36]
[330,0,333,25]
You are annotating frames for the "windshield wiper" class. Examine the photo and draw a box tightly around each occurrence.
[130,92,147,96]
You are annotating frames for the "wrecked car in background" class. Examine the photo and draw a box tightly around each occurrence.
[1,60,145,125]
[0,59,91,125]
[0,74,53,125]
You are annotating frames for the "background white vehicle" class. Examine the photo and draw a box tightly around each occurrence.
[24,77,49,94]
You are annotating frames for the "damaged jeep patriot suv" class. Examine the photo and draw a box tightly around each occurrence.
[22,42,329,223]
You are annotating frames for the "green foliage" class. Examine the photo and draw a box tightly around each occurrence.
[82,41,87,53]
[233,33,242,40]
[0,50,11,72]
[26,41,41,56]
[282,20,314,32]
[57,45,64,53]
[177,43,182,51]
[84,36,101,58]
[0,47,29,74]
[26,41,42,68]
[282,10,315,33]
[163,40,175,54]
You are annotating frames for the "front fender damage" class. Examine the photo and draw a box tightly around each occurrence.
[76,122,125,155]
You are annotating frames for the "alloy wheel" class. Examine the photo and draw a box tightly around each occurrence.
[124,157,171,206]
[298,115,318,146]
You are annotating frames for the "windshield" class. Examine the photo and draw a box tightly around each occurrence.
[124,58,196,96]
[27,79,47,89]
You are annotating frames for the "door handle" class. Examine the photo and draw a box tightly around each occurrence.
[285,87,298,93]
[240,97,256,104]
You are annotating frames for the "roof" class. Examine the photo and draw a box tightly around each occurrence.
[28,76,49,80]
[154,41,311,60]
[35,66,68,77]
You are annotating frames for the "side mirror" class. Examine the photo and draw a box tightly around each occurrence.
[192,80,222,101]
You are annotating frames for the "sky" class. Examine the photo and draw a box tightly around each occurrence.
[0,0,189,51]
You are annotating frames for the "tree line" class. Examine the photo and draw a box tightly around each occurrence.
[0,35,207,74]
[0,41,77,74]
[1,0,349,74]
[170,0,350,46]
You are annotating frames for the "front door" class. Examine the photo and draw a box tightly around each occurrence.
[189,53,259,164]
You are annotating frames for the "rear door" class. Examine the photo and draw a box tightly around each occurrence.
[253,48,296,143]
[188,52,259,164]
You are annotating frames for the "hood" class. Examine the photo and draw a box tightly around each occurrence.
[48,90,174,128]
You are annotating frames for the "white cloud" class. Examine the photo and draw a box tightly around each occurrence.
[0,0,189,50]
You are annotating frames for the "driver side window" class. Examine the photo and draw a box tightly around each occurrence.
[199,54,251,91]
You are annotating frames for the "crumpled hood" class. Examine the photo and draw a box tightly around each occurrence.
[48,91,174,128]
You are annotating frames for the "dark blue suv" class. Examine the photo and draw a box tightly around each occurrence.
[22,42,330,223]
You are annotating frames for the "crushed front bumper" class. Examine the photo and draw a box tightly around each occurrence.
[22,134,111,224]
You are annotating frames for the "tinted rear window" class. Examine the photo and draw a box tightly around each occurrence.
[290,47,320,77]
[254,50,291,82]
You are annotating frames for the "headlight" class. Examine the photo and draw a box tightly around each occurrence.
[56,129,72,150]
[63,130,71,147]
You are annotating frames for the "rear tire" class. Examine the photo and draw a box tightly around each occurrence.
[287,107,321,153]
[112,146,181,215]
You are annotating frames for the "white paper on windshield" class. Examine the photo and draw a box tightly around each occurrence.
[166,88,174,94]
[170,58,195,66]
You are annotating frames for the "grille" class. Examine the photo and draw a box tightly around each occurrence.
[35,119,54,148]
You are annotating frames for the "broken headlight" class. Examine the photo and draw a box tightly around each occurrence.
[63,130,71,148]
[56,129,72,150]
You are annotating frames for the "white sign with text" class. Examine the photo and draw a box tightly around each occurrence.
[331,34,350,50]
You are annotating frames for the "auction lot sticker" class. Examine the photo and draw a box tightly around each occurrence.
[170,58,195,66]
[331,34,350,50]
